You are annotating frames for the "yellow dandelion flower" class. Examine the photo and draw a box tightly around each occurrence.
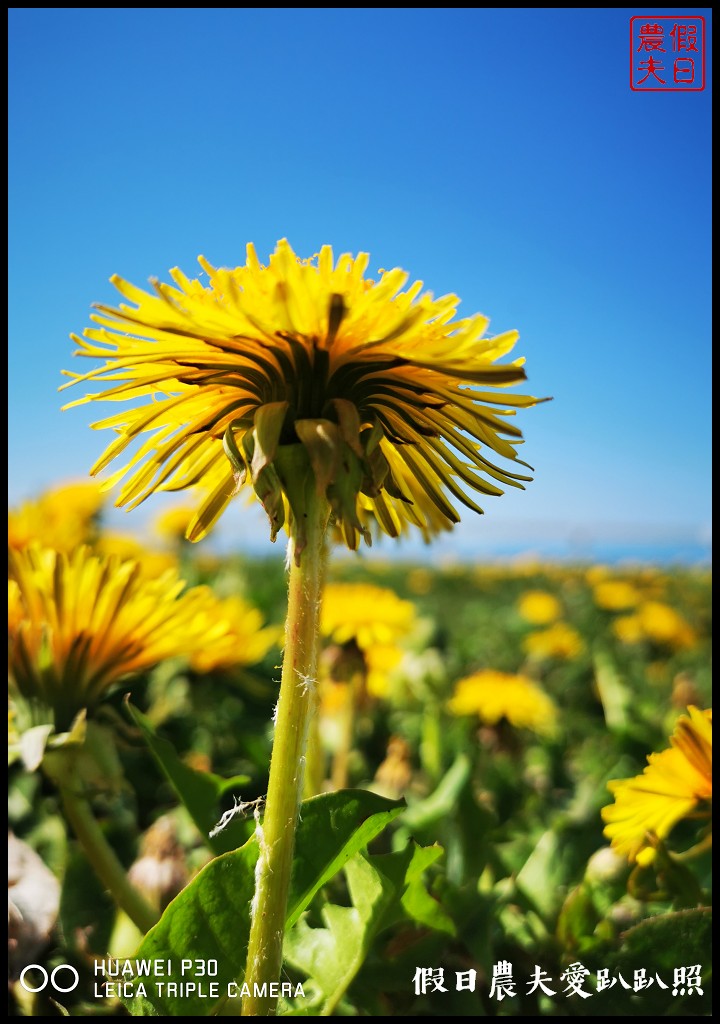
[8,480,105,553]
[189,595,280,673]
[8,544,220,729]
[320,583,417,698]
[637,601,696,649]
[448,669,557,735]
[8,578,25,634]
[517,590,562,625]
[364,644,405,699]
[593,580,641,611]
[522,621,584,660]
[318,679,349,717]
[153,503,199,545]
[61,240,544,551]
[602,707,712,865]
[612,614,644,645]
[321,582,417,650]
[95,532,179,579]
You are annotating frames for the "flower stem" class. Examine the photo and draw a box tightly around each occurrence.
[330,676,359,791]
[58,780,159,934]
[242,485,329,1016]
[420,705,443,784]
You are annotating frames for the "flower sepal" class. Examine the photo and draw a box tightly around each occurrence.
[9,703,87,774]
[270,444,330,562]
[627,837,708,907]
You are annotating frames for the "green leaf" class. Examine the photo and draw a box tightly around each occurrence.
[401,753,472,832]
[222,423,247,478]
[556,880,601,953]
[125,701,251,856]
[121,790,403,1016]
[323,397,363,457]
[514,828,563,922]
[48,1000,71,1016]
[285,841,452,1015]
[122,834,259,1017]
[371,843,456,936]
[593,650,631,731]
[284,852,395,1016]
[287,790,404,928]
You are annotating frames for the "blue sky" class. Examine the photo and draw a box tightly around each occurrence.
[8,8,712,563]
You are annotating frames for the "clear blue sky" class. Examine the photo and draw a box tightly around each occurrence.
[8,8,712,562]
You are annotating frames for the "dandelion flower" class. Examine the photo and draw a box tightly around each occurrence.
[593,580,640,611]
[602,706,712,865]
[517,590,562,625]
[57,240,547,1014]
[638,601,695,649]
[522,621,584,661]
[320,582,417,697]
[189,595,280,674]
[95,532,178,579]
[153,503,199,545]
[321,582,417,649]
[612,614,644,646]
[61,240,544,551]
[9,480,105,552]
[8,544,221,729]
[448,669,557,736]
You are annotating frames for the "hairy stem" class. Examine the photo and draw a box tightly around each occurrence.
[242,485,329,1016]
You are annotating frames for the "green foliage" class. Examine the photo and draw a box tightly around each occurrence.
[284,843,453,1015]
[9,552,712,1016]
[125,701,251,856]
[122,791,403,1016]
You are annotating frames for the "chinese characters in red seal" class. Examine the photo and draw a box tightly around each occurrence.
[630,16,705,91]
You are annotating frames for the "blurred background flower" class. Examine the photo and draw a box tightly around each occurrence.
[8,480,105,553]
[320,582,419,698]
[592,579,641,611]
[516,589,562,625]
[188,595,280,674]
[522,621,584,661]
[8,544,220,730]
[448,668,557,736]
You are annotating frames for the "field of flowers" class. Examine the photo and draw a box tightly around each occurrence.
[8,482,712,1017]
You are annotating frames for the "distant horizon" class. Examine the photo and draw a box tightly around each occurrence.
[12,484,708,568]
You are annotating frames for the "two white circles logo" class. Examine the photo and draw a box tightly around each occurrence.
[19,964,79,994]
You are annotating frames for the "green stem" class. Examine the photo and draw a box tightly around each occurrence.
[242,486,330,1016]
[330,674,359,791]
[673,831,713,862]
[303,528,328,800]
[420,705,443,784]
[58,782,159,934]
